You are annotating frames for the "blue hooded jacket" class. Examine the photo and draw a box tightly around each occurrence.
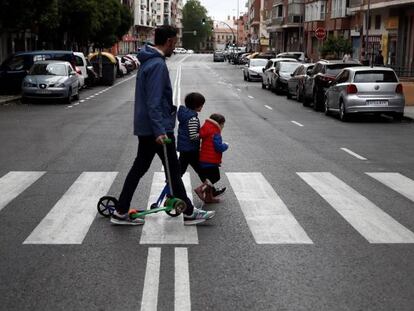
[134,45,176,137]
[177,106,200,152]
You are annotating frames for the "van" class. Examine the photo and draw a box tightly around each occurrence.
[0,50,76,94]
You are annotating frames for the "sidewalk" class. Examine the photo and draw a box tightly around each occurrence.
[404,106,414,119]
[0,95,21,105]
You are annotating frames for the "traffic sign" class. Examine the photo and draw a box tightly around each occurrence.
[315,27,326,40]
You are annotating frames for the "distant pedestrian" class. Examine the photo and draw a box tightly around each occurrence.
[195,113,229,204]
[112,25,215,226]
[342,53,351,62]
[374,50,384,66]
[177,93,226,203]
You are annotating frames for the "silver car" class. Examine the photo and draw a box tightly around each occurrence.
[243,58,268,82]
[324,67,405,121]
[22,60,80,104]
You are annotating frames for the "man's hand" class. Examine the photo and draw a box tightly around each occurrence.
[155,134,168,145]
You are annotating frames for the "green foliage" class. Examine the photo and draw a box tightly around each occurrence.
[182,0,212,51]
[0,0,134,49]
[320,36,353,59]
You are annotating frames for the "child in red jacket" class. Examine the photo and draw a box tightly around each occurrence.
[194,113,229,203]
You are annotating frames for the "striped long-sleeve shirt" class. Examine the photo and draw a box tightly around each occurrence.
[188,116,200,140]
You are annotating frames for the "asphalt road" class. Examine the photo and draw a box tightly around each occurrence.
[0,54,413,311]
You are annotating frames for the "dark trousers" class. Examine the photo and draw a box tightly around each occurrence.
[118,134,194,215]
[201,166,220,184]
[179,150,205,181]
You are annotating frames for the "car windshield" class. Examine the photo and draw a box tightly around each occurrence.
[354,70,398,83]
[29,63,66,76]
[280,62,301,73]
[326,64,361,76]
[250,59,267,67]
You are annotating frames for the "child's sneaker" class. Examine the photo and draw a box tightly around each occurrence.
[110,210,145,225]
[212,186,226,197]
[184,207,215,225]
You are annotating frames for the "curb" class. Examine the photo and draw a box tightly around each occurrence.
[0,96,21,106]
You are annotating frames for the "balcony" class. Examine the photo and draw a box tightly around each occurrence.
[349,0,363,7]
[272,16,284,25]
[287,15,303,24]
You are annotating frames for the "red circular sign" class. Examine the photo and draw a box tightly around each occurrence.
[315,27,326,40]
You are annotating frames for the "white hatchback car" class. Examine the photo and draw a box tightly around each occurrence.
[324,67,405,121]
[74,52,88,88]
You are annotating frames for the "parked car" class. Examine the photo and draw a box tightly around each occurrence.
[276,52,306,62]
[286,63,314,101]
[303,60,362,111]
[243,58,268,82]
[0,50,76,94]
[269,61,302,94]
[74,52,89,89]
[187,49,194,54]
[213,50,225,62]
[22,60,80,104]
[126,54,140,69]
[238,53,252,65]
[174,47,187,54]
[324,67,405,121]
[115,56,128,77]
[262,58,299,90]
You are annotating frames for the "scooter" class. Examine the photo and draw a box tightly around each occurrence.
[97,138,187,219]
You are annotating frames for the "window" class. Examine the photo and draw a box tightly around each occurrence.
[75,56,84,66]
[336,70,349,83]
[4,55,25,71]
[375,15,381,29]
[354,71,398,83]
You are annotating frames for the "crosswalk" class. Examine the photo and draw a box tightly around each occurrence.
[0,170,413,245]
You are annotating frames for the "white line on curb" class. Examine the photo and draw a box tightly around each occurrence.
[340,148,367,160]
[248,95,254,99]
[264,105,273,110]
[291,121,304,127]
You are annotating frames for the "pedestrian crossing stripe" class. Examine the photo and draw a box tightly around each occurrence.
[298,172,414,244]
[0,170,412,245]
[24,172,118,244]
[0,171,46,212]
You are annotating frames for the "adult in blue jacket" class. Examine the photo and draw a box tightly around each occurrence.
[111,26,215,226]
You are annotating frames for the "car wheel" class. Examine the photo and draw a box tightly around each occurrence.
[394,112,404,122]
[247,73,251,82]
[339,100,348,122]
[296,86,302,102]
[262,82,266,89]
[313,90,321,111]
[243,73,247,81]
[287,90,292,99]
[324,97,331,116]
[65,88,72,104]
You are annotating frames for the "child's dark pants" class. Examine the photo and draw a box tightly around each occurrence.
[179,151,205,181]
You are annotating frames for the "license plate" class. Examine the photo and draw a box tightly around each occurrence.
[367,100,388,106]
[36,89,51,94]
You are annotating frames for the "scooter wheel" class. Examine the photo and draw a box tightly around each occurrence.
[165,198,187,217]
[97,196,118,217]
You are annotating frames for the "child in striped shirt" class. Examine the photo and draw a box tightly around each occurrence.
[177,92,226,203]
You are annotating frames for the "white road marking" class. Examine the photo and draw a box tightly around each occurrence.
[140,172,198,244]
[367,173,414,202]
[0,172,45,212]
[175,248,191,311]
[226,173,313,244]
[90,95,95,98]
[80,100,85,103]
[291,121,304,127]
[236,88,241,92]
[24,172,117,244]
[298,172,414,243]
[141,247,161,311]
[248,95,254,99]
[340,147,367,160]
[264,105,273,110]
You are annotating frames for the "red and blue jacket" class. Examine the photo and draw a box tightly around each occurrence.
[199,118,228,166]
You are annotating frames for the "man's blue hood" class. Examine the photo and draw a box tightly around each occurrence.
[178,106,197,123]
[137,45,164,64]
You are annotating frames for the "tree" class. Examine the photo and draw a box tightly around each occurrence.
[182,0,212,51]
[320,36,353,59]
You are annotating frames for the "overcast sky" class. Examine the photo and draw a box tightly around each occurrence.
[187,0,247,22]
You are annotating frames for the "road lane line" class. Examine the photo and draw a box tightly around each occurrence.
[140,172,198,244]
[236,88,241,91]
[175,248,191,311]
[0,172,45,212]
[24,172,117,244]
[341,147,367,160]
[298,172,414,243]
[291,121,304,127]
[80,100,85,103]
[367,173,414,202]
[247,95,254,99]
[141,247,161,311]
[226,173,313,244]
[264,105,273,110]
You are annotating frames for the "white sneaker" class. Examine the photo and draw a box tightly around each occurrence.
[183,208,215,226]
[110,210,145,225]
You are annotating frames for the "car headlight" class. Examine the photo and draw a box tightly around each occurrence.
[23,81,36,87]
[56,83,65,88]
